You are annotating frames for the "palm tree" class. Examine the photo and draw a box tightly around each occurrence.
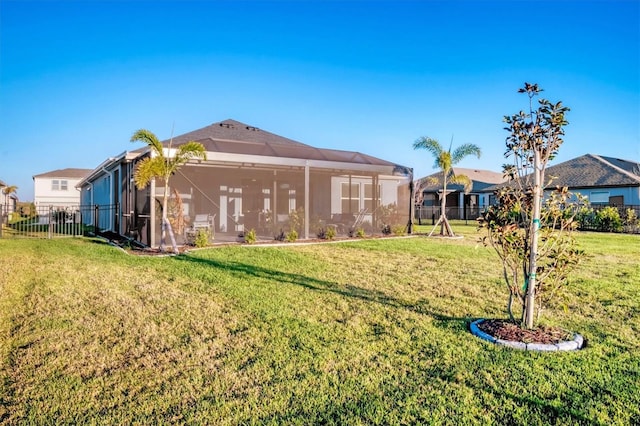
[131,129,207,253]
[1,185,18,215]
[413,137,481,237]
[2,185,18,200]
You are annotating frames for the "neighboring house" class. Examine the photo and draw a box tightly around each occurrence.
[1,179,18,215]
[33,168,92,207]
[484,154,640,206]
[77,119,412,246]
[415,168,505,220]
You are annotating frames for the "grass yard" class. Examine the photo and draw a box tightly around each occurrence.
[1,225,638,425]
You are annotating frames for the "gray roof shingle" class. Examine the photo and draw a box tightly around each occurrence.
[484,154,640,192]
[134,119,399,167]
[33,168,93,179]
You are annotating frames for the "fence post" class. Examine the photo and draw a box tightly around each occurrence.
[0,204,4,238]
[94,205,99,235]
[48,206,52,239]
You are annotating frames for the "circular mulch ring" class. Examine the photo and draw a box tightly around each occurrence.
[470,318,585,351]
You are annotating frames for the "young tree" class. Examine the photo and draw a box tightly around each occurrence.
[131,129,207,253]
[413,137,481,236]
[479,83,583,329]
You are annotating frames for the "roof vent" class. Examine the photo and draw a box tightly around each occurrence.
[220,123,235,129]
[246,126,259,131]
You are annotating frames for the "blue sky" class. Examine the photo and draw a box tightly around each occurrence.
[1,0,638,201]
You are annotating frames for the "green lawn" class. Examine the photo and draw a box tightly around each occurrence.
[1,225,638,425]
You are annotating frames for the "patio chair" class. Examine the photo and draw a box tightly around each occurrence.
[192,214,214,232]
[185,214,215,244]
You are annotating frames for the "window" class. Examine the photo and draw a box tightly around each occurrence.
[51,179,68,191]
[341,182,359,213]
[590,191,610,204]
[422,193,437,207]
[364,183,380,211]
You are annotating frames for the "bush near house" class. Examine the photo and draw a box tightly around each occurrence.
[575,205,638,233]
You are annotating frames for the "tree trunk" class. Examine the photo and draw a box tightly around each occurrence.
[161,184,179,254]
[440,174,451,236]
[160,183,169,252]
[166,217,178,254]
[524,150,542,329]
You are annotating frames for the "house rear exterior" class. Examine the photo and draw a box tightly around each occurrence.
[540,154,640,206]
[483,154,640,207]
[33,168,92,207]
[415,168,505,221]
[77,119,413,247]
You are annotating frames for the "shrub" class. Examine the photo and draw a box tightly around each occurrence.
[244,228,257,244]
[326,226,336,240]
[623,208,639,233]
[194,229,210,248]
[288,207,304,234]
[356,227,366,238]
[286,229,298,242]
[595,206,622,232]
[392,225,406,236]
[316,226,336,240]
[575,206,595,230]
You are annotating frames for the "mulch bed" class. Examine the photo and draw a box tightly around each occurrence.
[118,234,410,256]
[478,319,574,344]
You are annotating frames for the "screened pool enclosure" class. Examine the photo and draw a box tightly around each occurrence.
[78,120,412,247]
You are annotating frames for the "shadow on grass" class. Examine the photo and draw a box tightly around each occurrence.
[172,254,473,327]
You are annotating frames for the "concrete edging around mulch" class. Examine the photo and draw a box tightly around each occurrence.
[469,319,585,352]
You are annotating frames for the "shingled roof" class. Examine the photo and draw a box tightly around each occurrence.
[416,168,505,192]
[33,168,93,179]
[543,154,637,188]
[135,119,398,167]
[485,154,640,191]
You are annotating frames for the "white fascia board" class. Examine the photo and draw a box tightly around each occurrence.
[76,151,128,189]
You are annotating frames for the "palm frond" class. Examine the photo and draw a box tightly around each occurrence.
[133,156,167,189]
[449,174,473,193]
[131,129,164,156]
[451,143,481,165]
[174,141,207,164]
[2,185,18,195]
[413,137,444,169]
